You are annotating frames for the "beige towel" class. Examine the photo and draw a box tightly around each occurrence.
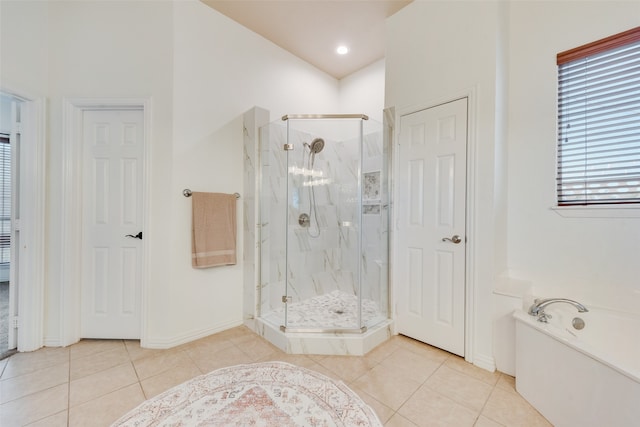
[191,192,237,268]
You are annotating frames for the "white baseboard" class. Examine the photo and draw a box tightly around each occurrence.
[473,352,497,373]
[42,338,61,347]
[142,319,243,349]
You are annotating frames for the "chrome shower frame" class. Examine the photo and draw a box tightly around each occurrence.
[282,114,369,121]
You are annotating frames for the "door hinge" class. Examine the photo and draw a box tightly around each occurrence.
[283,144,293,151]
[282,295,292,303]
[12,316,19,329]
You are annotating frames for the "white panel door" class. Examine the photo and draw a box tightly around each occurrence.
[81,109,143,339]
[396,98,467,357]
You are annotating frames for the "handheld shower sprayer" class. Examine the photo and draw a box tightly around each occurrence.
[299,137,326,237]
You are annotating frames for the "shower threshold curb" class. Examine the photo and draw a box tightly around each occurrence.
[251,317,393,356]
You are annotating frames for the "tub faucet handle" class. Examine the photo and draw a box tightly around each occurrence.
[537,311,552,323]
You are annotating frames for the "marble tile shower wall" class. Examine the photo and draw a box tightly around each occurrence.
[242,108,266,328]
[259,122,387,327]
[361,131,388,317]
[260,123,286,316]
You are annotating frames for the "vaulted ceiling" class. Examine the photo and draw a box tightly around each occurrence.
[201,1,413,79]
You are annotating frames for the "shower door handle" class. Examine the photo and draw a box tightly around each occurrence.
[442,235,462,244]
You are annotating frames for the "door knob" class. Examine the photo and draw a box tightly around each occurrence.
[442,235,462,244]
[125,232,142,240]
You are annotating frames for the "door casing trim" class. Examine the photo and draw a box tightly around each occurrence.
[60,98,151,347]
[0,89,47,352]
[392,88,478,367]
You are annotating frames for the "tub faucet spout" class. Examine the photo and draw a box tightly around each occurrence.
[528,298,589,319]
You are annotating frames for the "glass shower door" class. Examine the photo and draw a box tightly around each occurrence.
[283,116,363,332]
[283,124,331,331]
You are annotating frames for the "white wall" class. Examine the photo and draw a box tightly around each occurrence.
[1,0,173,345]
[385,0,506,370]
[0,96,14,134]
[0,0,346,348]
[167,0,343,345]
[173,1,340,150]
[43,0,175,345]
[339,59,385,123]
[506,1,640,314]
[0,0,385,350]
[386,0,640,373]
[0,1,49,98]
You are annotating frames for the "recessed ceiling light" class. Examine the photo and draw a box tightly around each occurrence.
[336,45,349,55]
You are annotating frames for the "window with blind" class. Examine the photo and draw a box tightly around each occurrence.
[0,134,9,264]
[557,26,640,206]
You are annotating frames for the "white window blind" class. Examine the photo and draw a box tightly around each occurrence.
[557,27,640,206]
[0,135,10,264]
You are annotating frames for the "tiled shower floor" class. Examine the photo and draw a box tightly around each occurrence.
[262,290,385,329]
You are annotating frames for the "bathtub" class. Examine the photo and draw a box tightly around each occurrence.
[514,305,640,427]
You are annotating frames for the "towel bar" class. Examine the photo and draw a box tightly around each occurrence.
[183,189,240,199]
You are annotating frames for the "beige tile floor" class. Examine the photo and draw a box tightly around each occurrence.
[0,326,552,427]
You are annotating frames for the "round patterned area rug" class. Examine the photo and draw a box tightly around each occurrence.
[111,361,382,426]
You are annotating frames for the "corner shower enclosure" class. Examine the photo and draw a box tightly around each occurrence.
[259,114,389,335]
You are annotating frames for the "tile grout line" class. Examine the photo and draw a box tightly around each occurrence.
[472,375,505,427]
[68,340,143,420]
[355,342,445,426]
[391,352,450,425]
[125,339,148,400]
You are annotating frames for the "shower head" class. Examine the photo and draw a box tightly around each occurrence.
[309,138,325,154]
